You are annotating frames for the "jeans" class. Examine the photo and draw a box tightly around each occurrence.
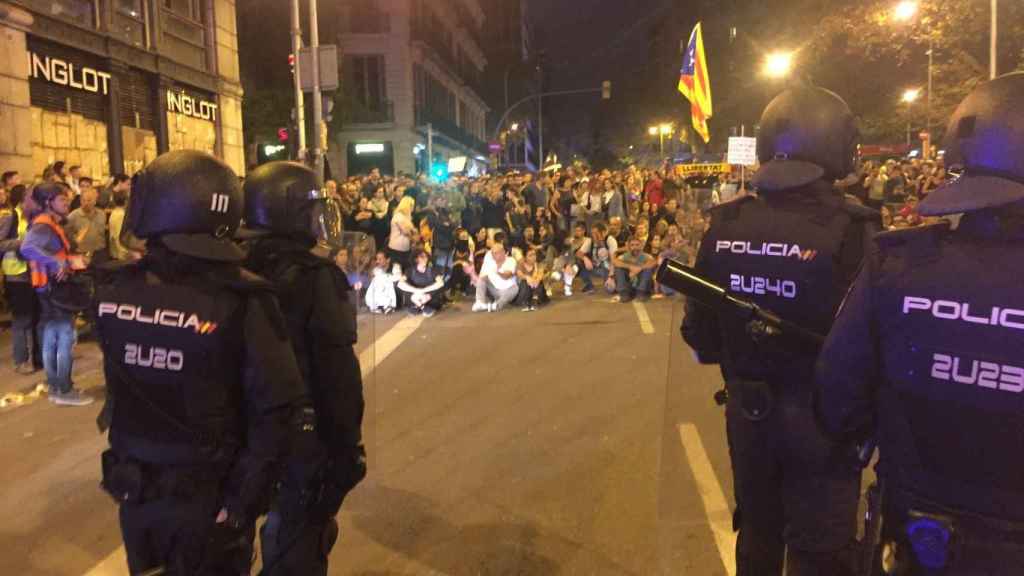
[614,267,653,298]
[579,264,613,292]
[5,279,39,366]
[475,277,519,310]
[516,279,549,306]
[42,314,75,394]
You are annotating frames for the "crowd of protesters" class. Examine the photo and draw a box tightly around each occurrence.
[331,164,713,316]
[0,153,946,401]
[0,162,134,407]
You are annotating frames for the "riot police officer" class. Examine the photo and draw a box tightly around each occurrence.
[95,150,306,575]
[681,86,879,575]
[242,161,366,575]
[817,72,1024,574]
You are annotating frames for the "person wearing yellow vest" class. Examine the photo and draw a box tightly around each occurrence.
[20,182,93,406]
[0,185,42,375]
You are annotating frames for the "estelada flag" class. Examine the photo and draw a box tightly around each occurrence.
[678,22,712,143]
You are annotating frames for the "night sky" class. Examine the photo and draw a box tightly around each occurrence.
[529,0,676,152]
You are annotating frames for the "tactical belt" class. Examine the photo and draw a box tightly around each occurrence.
[102,449,227,505]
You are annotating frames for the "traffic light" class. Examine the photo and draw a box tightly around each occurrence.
[288,53,296,75]
[602,80,612,100]
[431,161,448,182]
[277,127,289,142]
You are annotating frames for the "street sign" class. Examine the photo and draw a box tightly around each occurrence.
[299,45,339,91]
[727,136,758,166]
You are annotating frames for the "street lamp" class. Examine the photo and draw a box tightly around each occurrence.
[763,51,795,79]
[510,122,519,132]
[892,1,934,157]
[649,124,674,157]
[893,0,918,22]
[902,88,920,146]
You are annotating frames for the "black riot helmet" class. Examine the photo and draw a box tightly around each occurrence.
[124,150,244,262]
[919,72,1024,216]
[752,86,859,193]
[242,161,343,248]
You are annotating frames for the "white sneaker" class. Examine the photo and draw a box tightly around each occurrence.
[564,285,573,297]
[422,308,436,318]
[51,389,94,407]
[487,302,497,312]
[472,301,489,312]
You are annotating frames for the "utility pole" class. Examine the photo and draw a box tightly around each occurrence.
[536,53,545,173]
[426,123,433,174]
[290,0,306,160]
[309,0,324,183]
[990,0,998,79]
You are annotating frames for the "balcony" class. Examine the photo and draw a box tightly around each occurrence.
[341,99,394,128]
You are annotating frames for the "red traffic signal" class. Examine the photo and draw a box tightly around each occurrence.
[277,127,289,142]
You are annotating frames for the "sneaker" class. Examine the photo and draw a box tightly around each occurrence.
[581,285,595,294]
[487,302,496,312]
[383,306,395,315]
[529,305,537,311]
[422,308,436,318]
[522,306,532,312]
[611,295,622,303]
[14,363,35,375]
[564,285,573,297]
[51,389,94,407]
[472,301,489,312]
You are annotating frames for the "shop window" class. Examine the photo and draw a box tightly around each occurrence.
[163,0,203,22]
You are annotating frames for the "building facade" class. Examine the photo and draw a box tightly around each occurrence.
[0,0,244,183]
[329,0,490,178]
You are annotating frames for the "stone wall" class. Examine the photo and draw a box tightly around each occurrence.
[0,5,33,177]
[30,107,109,180]
[213,0,244,175]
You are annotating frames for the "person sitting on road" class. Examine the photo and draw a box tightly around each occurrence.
[516,247,548,312]
[472,239,518,312]
[365,250,399,314]
[611,236,657,303]
[397,249,445,317]
[578,221,618,294]
[551,221,589,297]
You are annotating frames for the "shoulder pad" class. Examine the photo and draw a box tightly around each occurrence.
[874,221,951,250]
[707,195,755,220]
[840,199,882,222]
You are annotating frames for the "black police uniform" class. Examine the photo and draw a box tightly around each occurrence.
[97,256,304,574]
[817,72,1024,574]
[818,216,1024,574]
[95,150,306,575]
[683,182,877,575]
[248,238,366,576]
[243,162,366,576]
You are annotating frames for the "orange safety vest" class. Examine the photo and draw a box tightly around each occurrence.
[29,213,70,289]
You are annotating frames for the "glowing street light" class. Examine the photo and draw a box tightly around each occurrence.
[893,0,919,22]
[763,51,794,79]
[648,126,659,136]
[659,123,674,135]
[649,124,674,156]
[902,88,921,103]
[510,122,520,132]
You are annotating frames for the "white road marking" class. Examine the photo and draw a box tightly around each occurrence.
[633,301,655,334]
[83,314,426,576]
[678,423,736,575]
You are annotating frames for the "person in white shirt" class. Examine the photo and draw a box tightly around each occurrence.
[472,240,519,312]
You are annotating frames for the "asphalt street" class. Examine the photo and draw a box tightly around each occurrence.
[0,293,751,575]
